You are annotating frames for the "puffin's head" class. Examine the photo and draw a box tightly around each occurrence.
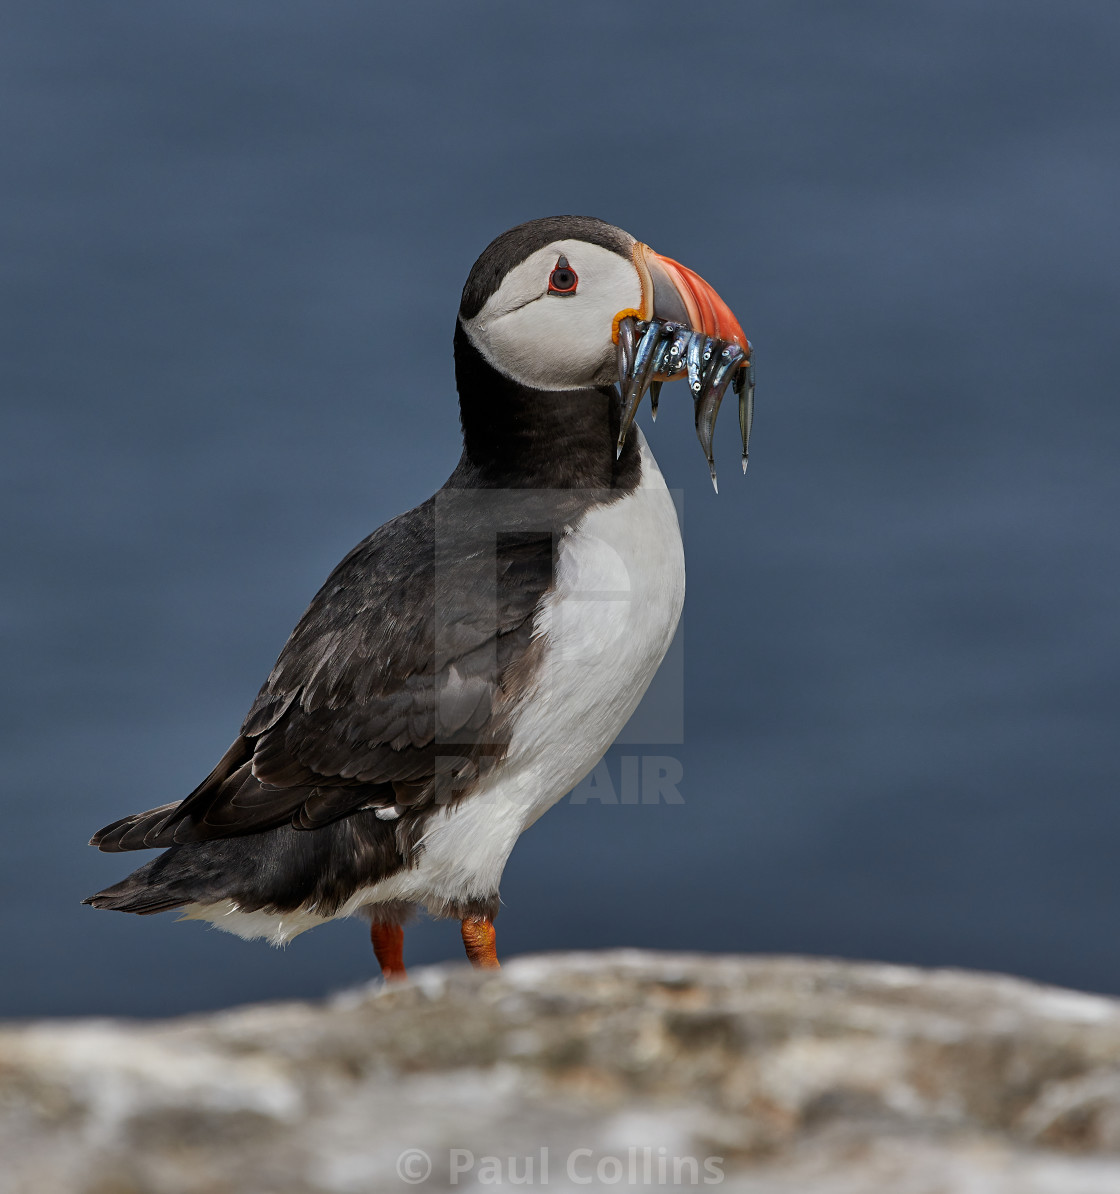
[458,215,754,483]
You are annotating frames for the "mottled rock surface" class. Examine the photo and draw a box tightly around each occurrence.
[4,952,1120,1192]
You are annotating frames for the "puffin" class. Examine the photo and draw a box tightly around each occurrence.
[85,215,752,980]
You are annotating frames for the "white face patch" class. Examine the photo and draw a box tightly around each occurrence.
[461,239,642,390]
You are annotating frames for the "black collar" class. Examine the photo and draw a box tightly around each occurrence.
[449,322,642,496]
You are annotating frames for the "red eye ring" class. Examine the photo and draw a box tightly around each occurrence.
[548,255,578,295]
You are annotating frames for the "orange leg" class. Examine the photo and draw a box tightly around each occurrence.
[461,916,500,969]
[370,922,407,981]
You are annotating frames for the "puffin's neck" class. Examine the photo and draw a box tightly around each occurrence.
[448,322,642,492]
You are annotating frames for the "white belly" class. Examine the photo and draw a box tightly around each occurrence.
[185,431,684,943]
[379,429,685,907]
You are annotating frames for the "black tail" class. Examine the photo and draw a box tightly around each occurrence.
[84,812,414,918]
[83,858,192,915]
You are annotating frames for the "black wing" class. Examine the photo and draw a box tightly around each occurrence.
[93,492,559,851]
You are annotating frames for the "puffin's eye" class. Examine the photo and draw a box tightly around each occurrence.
[548,256,578,296]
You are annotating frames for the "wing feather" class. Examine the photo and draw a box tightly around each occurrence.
[93,495,558,850]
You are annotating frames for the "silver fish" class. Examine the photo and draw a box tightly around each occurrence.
[617,320,666,456]
[734,350,755,473]
[614,316,755,484]
[694,342,745,493]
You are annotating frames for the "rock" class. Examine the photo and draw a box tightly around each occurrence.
[3,952,1120,1192]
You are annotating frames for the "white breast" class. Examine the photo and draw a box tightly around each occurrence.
[184,431,685,943]
[507,427,686,818]
[376,427,685,910]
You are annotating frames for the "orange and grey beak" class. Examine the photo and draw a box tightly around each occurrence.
[634,243,750,352]
[614,243,755,488]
